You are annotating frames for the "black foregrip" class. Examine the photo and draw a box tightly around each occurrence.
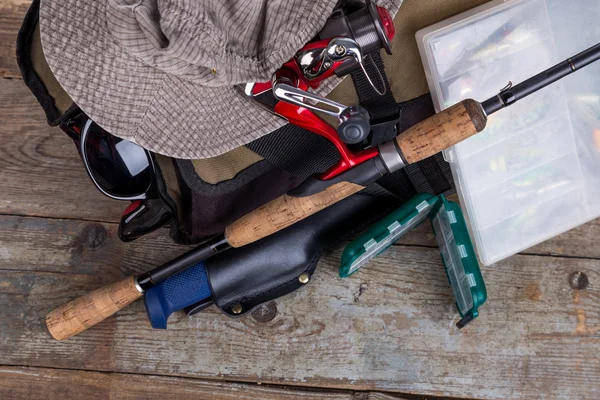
[287,156,388,198]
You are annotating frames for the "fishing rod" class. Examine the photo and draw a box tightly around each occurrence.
[46,41,600,341]
[482,42,600,114]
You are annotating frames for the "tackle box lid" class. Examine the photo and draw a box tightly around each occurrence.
[416,0,600,265]
[339,193,438,278]
[430,196,487,326]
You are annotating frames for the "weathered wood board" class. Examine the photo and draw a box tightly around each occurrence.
[0,366,387,400]
[0,0,28,79]
[0,368,413,400]
[0,79,126,222]
[0,215,191,274]
[1,214,599,400]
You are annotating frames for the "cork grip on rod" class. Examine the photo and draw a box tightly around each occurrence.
[46,276,143,340]
[396,99,487,164]
[225,181,365,248]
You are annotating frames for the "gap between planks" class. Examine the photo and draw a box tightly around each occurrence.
[0,210,125,226]
[2,212,598,262]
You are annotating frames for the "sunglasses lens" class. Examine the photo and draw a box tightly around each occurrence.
[83,121,152,198]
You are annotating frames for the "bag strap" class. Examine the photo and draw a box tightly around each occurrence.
[350,52,400,128]
[247,124,340,179]
[350,52,454,198]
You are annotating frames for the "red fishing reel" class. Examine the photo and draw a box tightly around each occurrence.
[244,0,395,181]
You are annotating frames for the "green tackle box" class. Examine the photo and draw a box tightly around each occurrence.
[339,194,487,328]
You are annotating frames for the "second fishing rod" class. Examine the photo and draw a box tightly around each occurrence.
[46,41,600,341]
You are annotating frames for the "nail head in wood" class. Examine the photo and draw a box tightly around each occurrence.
[569,271,589,290]
[251,301,277,323]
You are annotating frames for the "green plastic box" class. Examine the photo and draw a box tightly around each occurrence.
[339,194,487,328]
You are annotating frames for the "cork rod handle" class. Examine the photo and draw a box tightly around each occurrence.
[396,99,487,164]
[46,276,143,340]
[225,181,365,248]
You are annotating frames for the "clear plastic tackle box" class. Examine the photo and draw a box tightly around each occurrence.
[416,0,600,265]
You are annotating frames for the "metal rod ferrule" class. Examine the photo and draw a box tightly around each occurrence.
[378,140,406,173]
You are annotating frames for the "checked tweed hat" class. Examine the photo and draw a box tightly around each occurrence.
[39,0,401,158]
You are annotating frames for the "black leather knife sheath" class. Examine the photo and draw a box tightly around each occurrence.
[196,192,401,317]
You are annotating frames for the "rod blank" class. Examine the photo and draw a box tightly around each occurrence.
[482,42,600,115]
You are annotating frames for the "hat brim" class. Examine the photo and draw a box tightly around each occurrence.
[39,0,287,158]
[40,0,404,159]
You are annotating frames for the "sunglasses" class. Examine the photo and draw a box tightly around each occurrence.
[79,118,156,201]
[63,112,172,241]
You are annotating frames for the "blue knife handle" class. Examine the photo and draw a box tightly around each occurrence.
[144,262,211,329]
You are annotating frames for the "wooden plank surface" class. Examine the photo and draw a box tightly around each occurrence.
[0,0,124,221]
[0,366,362,400]
[0,79,126,222]
[0,215,187,274]
[0,0,28,79]
[0,367,411,400]
[1,214,599,400]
